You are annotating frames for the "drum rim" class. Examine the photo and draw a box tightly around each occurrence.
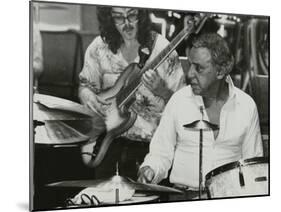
[205,157,268,181]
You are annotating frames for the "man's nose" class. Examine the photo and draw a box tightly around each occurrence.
[187,64,196,79]
[124,17,130,25]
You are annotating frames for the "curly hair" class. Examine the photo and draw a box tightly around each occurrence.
[97,6,153,54]
[192,33,234,75]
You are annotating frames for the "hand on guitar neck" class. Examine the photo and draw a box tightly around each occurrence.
[79,87,111,117]
[142,69,173,103]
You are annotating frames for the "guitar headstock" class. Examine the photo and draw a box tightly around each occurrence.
[184,13,209,35]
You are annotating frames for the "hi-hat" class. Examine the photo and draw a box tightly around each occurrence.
[47,175,183,194]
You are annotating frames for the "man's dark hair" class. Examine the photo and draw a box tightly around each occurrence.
[97,6,152,54]
[192,33,234,75]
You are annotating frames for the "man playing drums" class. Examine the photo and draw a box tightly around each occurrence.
[138,33,264,199]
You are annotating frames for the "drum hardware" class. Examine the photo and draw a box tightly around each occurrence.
[238,165,245,187]
[113,163,120,203]
[255,176,267,182]
[183,106,219,199]
[237,160,268,187]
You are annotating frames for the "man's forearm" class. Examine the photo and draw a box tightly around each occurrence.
[78,86,95,105]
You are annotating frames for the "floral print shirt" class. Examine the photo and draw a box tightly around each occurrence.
[79,34,185,142]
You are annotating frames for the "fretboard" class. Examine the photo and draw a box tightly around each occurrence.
[117,28,192,107]
[117,14,208,107]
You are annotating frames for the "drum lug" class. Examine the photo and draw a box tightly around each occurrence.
[255,176,267,182]
[238,164,245,187]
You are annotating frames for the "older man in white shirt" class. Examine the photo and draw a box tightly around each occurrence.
[137,33,263,198]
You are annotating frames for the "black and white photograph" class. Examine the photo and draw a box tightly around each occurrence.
[29,0,269,211]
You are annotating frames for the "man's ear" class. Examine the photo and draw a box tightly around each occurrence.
[216,68,226,80]
[216,58,234,79]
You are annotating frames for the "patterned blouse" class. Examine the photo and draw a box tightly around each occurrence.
[79,34,185,142]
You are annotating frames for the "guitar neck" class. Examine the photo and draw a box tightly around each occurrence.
[143,29,191,73]
[117,15,208,107]
[117,28,192,107]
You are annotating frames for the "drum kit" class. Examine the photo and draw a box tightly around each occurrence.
[48,164,183,206]
[33,94,269,207]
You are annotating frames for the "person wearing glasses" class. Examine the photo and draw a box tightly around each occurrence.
[78,6,185,179]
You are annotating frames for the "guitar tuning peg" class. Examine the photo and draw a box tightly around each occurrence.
[194,13,205,25]
[185,15,194,29]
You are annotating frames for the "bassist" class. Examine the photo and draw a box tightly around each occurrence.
[78,6,185,179]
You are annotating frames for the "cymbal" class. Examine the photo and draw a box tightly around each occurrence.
[183,120,219,131]
[33,93,94,121]
[33,102,93,121]
[183,106,219,131]
[34,120,90,146]
[47,175,183,194]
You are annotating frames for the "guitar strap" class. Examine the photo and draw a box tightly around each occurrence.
[148,31,158,55]
[138,31,158,68]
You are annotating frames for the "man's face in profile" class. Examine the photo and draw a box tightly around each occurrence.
[187,47,218,96]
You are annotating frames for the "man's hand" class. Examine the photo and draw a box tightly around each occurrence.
[142,69,173,102]
[137,166,155,184]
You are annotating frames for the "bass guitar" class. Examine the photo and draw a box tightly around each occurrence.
[82,14,209,167]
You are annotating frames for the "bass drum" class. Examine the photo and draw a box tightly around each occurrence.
[205,157,269,198]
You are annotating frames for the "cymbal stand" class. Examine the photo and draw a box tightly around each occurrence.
[183,106,219,199]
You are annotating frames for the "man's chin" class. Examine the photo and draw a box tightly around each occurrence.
[124,34,136,40]
[191,87,202,96]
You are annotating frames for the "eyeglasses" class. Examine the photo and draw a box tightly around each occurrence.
[112,12,139,25]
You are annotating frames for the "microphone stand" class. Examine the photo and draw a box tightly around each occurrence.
[183,106,219,199]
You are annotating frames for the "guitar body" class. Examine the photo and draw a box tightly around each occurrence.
[99,62,141,106]
[82,63,141,167]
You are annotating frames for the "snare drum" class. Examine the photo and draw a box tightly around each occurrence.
[205,157,269,198]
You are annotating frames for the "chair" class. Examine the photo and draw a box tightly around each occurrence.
[38,30,81,102]
[78,31,98,61]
